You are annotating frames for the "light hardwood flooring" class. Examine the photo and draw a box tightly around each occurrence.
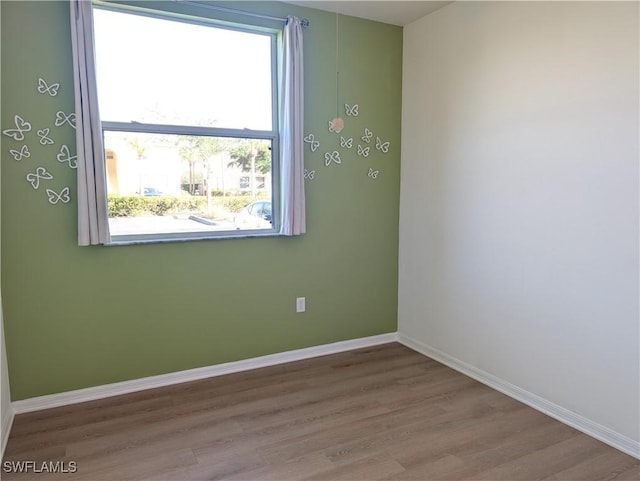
[2,343,639,480]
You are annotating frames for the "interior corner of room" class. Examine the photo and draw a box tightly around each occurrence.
[1,0,638,472]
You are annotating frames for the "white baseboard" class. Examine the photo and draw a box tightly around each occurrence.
[398,333,640,460]
[1,403,14,459]
[12,332,398,415]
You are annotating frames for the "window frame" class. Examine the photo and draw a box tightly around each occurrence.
[92,3,282,244]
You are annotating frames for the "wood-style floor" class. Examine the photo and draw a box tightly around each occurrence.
[3,343,639,480]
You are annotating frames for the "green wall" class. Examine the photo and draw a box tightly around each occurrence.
[1,1,402,400]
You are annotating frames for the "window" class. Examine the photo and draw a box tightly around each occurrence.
[92,5,279,241]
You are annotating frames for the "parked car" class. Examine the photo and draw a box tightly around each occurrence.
[234,201,272,229]
[138,187,163,196]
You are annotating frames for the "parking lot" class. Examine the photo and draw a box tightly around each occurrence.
[108,215,237,236]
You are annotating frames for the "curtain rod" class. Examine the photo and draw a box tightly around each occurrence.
[176,1,310,27]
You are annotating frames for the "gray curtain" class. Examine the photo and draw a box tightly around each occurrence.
[70,0,110,245]
[279,16,306,236]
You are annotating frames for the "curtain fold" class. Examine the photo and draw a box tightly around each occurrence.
[70,0,110,245]
[279,16,306,236]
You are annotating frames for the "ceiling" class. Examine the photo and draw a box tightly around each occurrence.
[285,1,453,26]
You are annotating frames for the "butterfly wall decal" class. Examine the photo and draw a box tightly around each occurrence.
[55,111,76,129]
[375,137,390,153]
[46,187,71,205]
[303,134,320,152]
[9,145,30,161]
[361,128,373,143]
[2,115,32,141]
[57,145,78,169]
[324,151,341,167]
[357,145,370,157]
[26,167,53,190]
[37,128,54,145]
[304,169,316,180]
[340,136,353,149]
[367,167,380,179]
[37,78,60,97]
[344,103,359,117]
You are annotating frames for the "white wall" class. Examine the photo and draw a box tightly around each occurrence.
[399,0,639,452]
[0,5,13,455]
[1,301,13,457]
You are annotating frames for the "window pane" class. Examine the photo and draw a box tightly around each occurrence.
[104,131,274,236]
[93,9,273,130]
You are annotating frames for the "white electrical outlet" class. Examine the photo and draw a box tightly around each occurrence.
[296,297,306,313]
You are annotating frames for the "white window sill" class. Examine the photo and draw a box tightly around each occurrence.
[106,230,281,246]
